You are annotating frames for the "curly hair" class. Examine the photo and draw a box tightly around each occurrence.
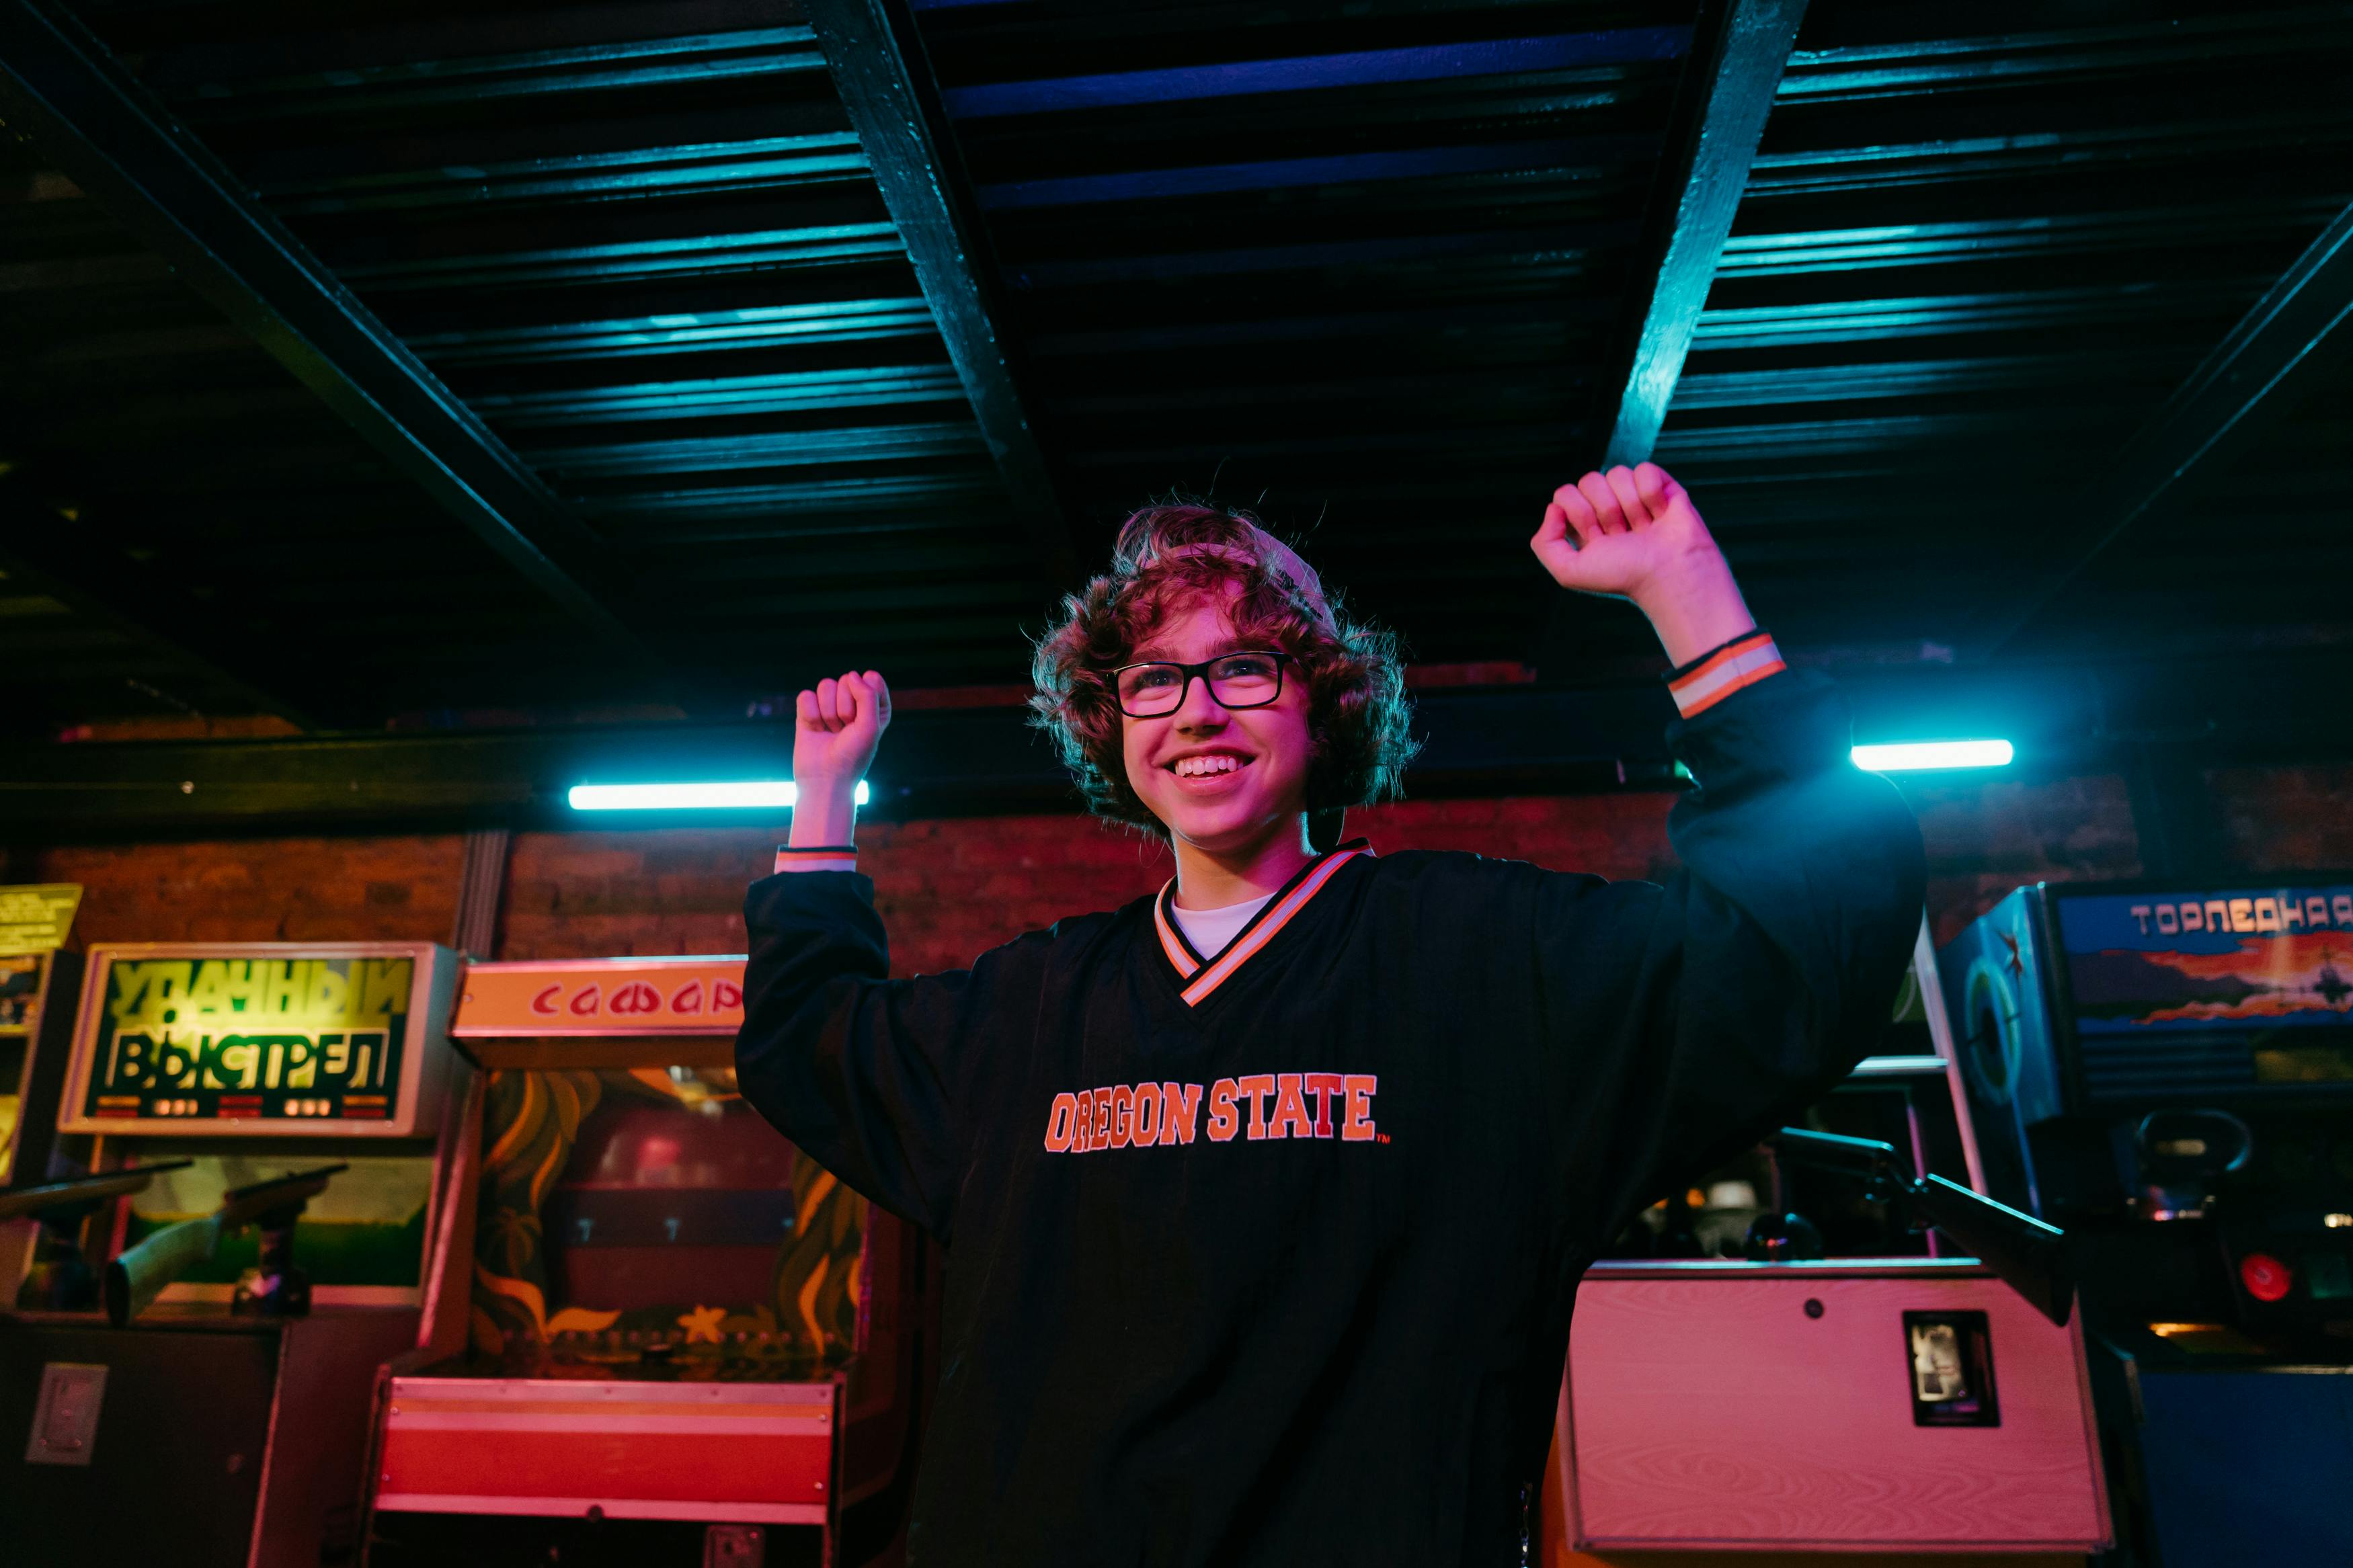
[1030,503,1417,837]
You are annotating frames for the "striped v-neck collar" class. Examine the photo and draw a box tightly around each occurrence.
[1151,840,1371,1007]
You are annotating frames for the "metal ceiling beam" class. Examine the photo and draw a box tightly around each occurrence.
[1536,0,1804,675]
[798,0,1078,586]
[0,0,658,669]
[1970,197,2353,657]
[1600,0,1809,468]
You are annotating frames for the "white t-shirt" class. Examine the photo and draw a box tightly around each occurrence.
[1167,891,1275,959]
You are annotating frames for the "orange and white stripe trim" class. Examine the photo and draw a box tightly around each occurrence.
[774,845,859,874]
[1151,888,1204,979]
[1160,845,1370,1007]
[1666,629,1784,718]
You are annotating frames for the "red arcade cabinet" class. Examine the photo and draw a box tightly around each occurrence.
[362,956,935,1568]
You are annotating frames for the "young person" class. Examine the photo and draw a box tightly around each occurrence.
[737,462,1926,1566]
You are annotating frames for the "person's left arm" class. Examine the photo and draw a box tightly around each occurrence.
[1525,465,1928,1242]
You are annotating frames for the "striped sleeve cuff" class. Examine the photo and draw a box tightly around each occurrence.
[1665,628,1785,718]
[774,845,859,874]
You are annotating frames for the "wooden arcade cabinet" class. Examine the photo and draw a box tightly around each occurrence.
[1542,921,2114,1561]
[362,955,934,1568]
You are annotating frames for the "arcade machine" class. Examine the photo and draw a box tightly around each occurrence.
[1942,877,2353,1567]
[0,883,86,1302]
[362,954,934,1568]
[0,941,466,1568]
[1544,919,2112,1559]
[1,885,83,1177]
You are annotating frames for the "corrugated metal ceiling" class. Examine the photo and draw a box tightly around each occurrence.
[1,0,2348,737]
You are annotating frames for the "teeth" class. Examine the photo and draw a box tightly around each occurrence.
[1174,755,1242,778]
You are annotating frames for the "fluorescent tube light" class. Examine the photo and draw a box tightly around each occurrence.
[1851,740,2013,772]
[567,780,869,811]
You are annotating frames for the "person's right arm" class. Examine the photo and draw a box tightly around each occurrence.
[736,669,1042,1238]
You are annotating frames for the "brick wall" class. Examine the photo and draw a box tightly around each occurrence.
[2208,764,2353,875]
[1897,772,2146,946]
[500,829,766,962]
[17,765,2346,974]
[485,776,2154,974]
[487,794,1682,976]
[37,835,467,946]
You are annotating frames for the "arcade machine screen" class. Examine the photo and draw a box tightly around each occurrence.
[120,1157,433,1301]
[470,1064,862,1378]
[0,884,85,1191]
[2053,885,2353,1091]
[0,952,40,1031]
[0,954,38,1175]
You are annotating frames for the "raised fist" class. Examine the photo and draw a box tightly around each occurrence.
[795,669,891,803]
[1531,463,1756,665]
[1530,462,1721,602]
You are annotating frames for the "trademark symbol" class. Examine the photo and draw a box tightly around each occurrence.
[1375,1134,1391,1144]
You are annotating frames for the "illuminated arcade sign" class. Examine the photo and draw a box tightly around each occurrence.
[61,944,457,1138]
[452,956,747,1038]
[0,883,82,955]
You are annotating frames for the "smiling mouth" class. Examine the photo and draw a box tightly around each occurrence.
[1170,754,1250,778]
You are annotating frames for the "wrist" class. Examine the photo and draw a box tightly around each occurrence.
[787,775,861,849]
[1630,554,1755,667]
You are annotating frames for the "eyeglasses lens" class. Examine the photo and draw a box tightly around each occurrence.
[1207,655,1280,706]
[1117,655,1281,716]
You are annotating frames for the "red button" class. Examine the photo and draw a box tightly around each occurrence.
[2240,1252,2293,1303]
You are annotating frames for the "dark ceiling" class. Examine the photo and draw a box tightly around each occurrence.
[3,0,2350,746]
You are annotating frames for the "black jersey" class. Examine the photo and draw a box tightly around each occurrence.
[737,669,1925,1567]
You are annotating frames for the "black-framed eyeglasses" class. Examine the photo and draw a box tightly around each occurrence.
[1107,651,1291,718]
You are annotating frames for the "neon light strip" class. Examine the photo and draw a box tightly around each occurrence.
[569,780,869,811]
[1851,740,2013,772]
